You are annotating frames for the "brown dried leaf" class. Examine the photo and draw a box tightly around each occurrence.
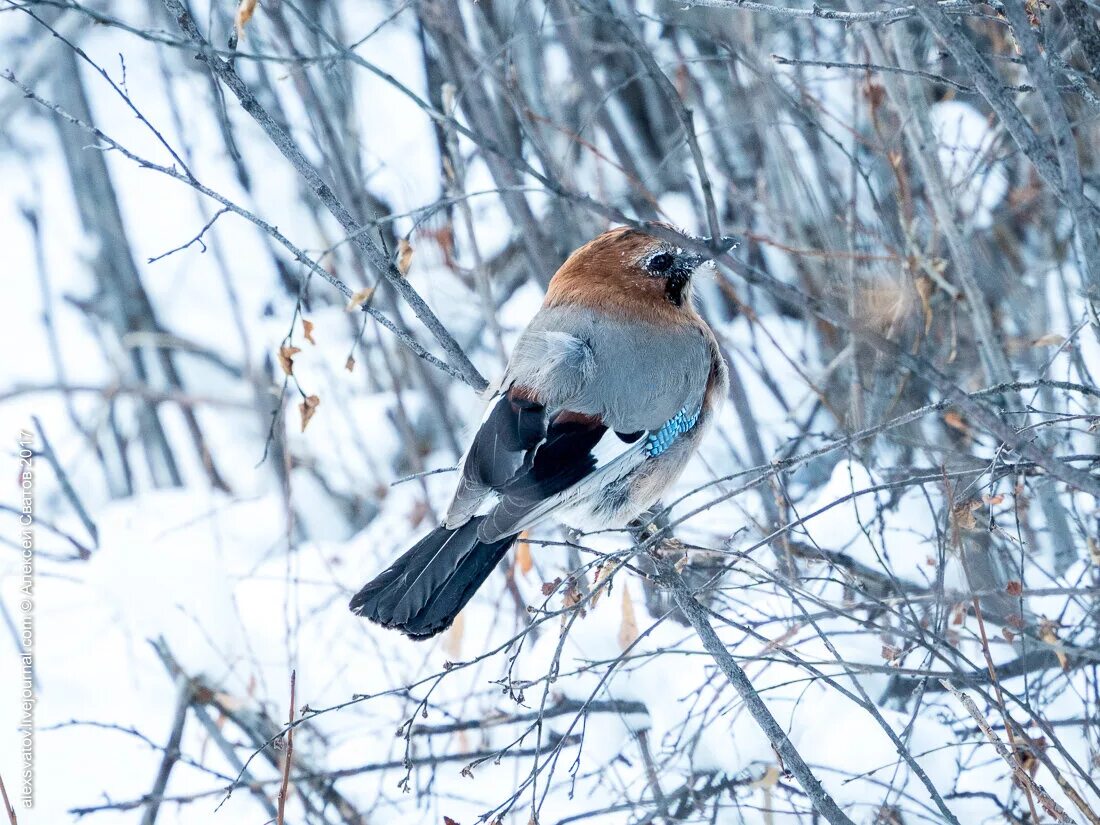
[302,318,316,345]
[1088,537,1100,566]
[589,559,619,609]
[444,611,464,659]
[407,499,430,529]
[298,394,320,432]
[950,500,980,531]
[344,355,355,373]
[561,578,585,626]
[346,286,375,311]
[943,410,970,436]
[863,80,886,108]
[541,577,562,597]
[617,587,638,651]
[514,532,532,576]
[1002,627,1016,643]
[397,238,414,276]
[1005,580,1023,596]
[277,345,301,376]
[1032,333,1067,348]
[881,644,901,662]
[1039,619,1069,671]
[752,765,781,790]
[234,0,258,42]
[914,274,934,334]
[983,494,1004,506]
[951,602,968,626]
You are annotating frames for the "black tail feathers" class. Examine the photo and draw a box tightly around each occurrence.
[349,516,517,639]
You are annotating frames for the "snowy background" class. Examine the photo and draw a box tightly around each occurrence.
[1,0,1099,823]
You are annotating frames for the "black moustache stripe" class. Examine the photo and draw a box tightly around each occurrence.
[665,272,689,306]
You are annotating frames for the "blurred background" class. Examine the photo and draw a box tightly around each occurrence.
[1,0,1098,822]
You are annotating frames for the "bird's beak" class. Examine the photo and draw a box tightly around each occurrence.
[679,236,739,272]
[704,235,738,255]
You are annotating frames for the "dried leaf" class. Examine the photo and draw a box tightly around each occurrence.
[589,559,619,609]
[441,82,457,115]
[914,274,934,334]
[951,602,967,626]
[397,238,414,276]
[863,80,886,108]
[1039,619,1068,671]
[950,500,980,531]
[514,532,532,576]
[881,644,901,662]
[346,286,375,311]
[298,394,320,432]
[1005,580,1023,596]
[444,611,464,659]
[302,318,316,345]
[1088,537,1100,566]
[943,410,970,436]
[752,765,781,790]
[1002,627,1016,643]
[444,817,461,825]
[234,0,258,42]
[560,578,585,626]
[983,494,1004,506]
[277,345,301,376]
[407,499,430,529]
[344,355,355,373]
[617,587,638,651]
[1031,333,1067,348]
[541,577,562,597]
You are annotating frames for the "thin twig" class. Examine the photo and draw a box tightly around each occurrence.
[0,769,16,825]
[276,670,296,825]
[159,0,488,391]
[31,415,98,549]
[138,678,191,825]
[941,681,1078,824]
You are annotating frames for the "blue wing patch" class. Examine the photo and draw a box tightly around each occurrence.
[644,406,700,458]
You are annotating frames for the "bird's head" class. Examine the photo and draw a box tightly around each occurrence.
[544,225,736,322]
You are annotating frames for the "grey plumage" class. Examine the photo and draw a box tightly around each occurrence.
[504,305,711,432]
[446,304,724,539]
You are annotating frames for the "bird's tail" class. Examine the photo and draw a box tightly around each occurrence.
[349,516,518,639]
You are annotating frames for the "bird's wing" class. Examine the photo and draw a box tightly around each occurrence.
[476,408,650,540]
[444,309,711,536]
[445,323,594,526]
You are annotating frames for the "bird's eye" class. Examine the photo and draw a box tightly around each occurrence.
[648,252,674,273]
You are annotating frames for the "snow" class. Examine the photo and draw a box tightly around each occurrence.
[929,100,1008,230]
[1,2,1097,823]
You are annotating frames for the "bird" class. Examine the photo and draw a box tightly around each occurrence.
[350,225,733,639]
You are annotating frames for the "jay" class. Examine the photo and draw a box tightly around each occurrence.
[350,225,733,638]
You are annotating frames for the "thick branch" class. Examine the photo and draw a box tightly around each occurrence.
[656,558,858,825]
